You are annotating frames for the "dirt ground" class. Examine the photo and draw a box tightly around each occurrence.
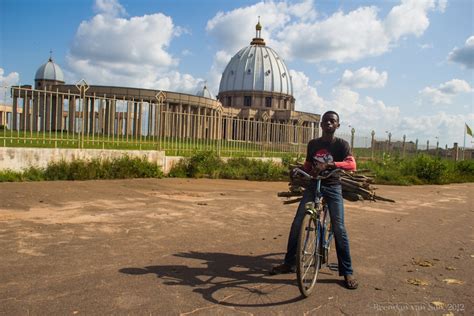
[0,178,472,315]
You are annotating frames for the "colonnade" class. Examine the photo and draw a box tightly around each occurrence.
[7,86,316,146]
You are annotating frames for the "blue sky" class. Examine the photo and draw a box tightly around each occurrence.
[1,0,473,148]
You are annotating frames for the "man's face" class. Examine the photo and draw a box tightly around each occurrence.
[320,113,340,133]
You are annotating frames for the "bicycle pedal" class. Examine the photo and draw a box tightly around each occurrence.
[328,263,338,271]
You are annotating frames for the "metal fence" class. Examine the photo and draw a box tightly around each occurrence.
[0,85,471,160]
[0,85,316,157]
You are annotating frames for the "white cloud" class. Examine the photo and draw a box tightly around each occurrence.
[208,50,233,96]
[207,0,441,66]
[448,35,474,69]
[279,7,389,63]
[419,79,472,104]
[384,0,435,40]
[339,67,388,89]
[291,70,325,113]
[399,111,474,146]
[327,87,401,133]
[94,0,126,17]
[291,71,400,136]
[66,2,203,94]
[317,65,338,75]
[0,68,20,103]
[206,1,316,56]
[436,0,448,13]
[418,43,433,49]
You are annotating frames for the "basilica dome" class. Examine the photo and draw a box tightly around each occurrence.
[219,23,293,96]
[218,20,294,111]
[35,57,64,82]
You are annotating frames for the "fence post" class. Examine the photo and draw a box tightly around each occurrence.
[415,138,418,153]
[453,142,459,161]
[371,130,375,159]
[402,134,406,157]
[155,91,166,152]
[350,127,355,151]
[426,140,429,151]
[388,132,392,154]
[75,80,89,149]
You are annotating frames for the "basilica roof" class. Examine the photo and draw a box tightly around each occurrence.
[196,84,216,99]
[218,20,293,96]
[35,57,64,82]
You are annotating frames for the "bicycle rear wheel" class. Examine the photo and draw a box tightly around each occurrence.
[296,212,322,297]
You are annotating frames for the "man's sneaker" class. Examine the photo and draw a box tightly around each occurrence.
[269,263,295,275]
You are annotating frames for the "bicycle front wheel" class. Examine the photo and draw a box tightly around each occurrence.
[296,212,322,297]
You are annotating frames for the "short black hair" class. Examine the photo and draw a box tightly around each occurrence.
[322,110,340,122]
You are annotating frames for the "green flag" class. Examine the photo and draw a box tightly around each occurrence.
[467,123,473,137]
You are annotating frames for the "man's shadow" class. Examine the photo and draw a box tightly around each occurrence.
[119,251,304,307]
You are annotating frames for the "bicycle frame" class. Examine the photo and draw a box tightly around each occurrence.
[301,172,334,268]
[294,167,341,297]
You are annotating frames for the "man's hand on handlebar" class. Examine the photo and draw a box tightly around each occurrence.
[310,162,335,177]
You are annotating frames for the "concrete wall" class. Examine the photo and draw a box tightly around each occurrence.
[0,148,282,175]
[0,148,166,172]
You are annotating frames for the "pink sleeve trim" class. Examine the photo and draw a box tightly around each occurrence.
[334,155,356,171]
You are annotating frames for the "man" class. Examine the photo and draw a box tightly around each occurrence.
[270,110,358,290]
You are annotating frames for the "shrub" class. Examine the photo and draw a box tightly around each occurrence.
[169,150,224,178]
[169,152,288,181]
[455,160,474,175]
[403,155,447,183]
[0,169,23,182]
[1,156,163,182]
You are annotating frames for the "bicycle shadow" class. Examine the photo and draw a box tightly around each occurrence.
[119,251,303,307]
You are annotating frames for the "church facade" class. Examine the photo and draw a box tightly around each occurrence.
[6,22,320,151]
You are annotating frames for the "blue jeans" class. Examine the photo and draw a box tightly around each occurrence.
[283,183,354,276]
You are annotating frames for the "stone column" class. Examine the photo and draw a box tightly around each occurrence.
[45,93,52,132]
[89,97,95,135]
[178,103,183,140]
[125,101,131,137]
[24,93,31,131]
[32,91,40,132]
[133,102,138,137]
[148,102,153,137]
[104,100,110,135]
[12,95,18,130]
[137,101,143,138]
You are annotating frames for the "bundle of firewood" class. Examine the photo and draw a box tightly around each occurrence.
[277,164,395,204]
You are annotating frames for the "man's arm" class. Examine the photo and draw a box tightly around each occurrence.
[334,155,356,171]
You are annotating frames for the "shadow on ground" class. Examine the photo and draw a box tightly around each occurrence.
[119,251,305,307]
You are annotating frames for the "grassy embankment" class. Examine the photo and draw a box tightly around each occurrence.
[0,150,472,184]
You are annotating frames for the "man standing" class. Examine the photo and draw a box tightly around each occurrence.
[270,111,358,290]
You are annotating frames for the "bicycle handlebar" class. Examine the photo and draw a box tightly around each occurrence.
[292,167,342,180]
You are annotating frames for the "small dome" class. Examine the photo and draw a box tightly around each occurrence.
[35,58,64,82]
[196,84,215,99]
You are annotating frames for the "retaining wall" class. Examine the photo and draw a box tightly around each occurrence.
[0,148,282,175]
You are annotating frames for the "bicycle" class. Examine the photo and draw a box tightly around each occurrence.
[292,167,341,297]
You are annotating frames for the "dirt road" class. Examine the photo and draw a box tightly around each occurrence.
[0,179,472,315]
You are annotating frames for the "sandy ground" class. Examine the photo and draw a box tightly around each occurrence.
[0,178,472,315]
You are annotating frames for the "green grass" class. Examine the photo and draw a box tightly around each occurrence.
[0,156,163,182]
[358,154,474,185]
[0,130,304,158]
[168,150,289,181]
